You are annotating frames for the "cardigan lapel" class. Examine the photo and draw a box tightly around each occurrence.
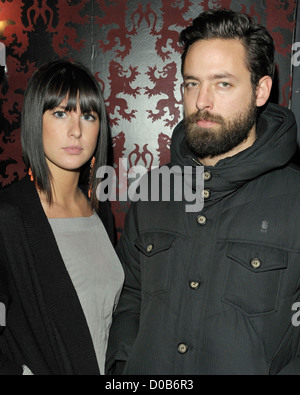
[15,177,100,375]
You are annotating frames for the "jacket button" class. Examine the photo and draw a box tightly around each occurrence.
[197,215,207,225]
[177,343,189,354]
[201,189,210,199]
[146,244,154,253]
[203,171,212,181]
[250,258,261,269]
[189,281,200,290]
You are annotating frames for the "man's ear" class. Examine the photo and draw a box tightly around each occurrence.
[256,75,273,107]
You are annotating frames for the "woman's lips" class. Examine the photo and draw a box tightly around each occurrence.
[63,146,84,155]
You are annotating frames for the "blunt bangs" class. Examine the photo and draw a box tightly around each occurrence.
[42,66,102,115]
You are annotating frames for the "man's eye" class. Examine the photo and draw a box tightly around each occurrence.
[218,82,231,88]
[184,82,199,89]
[182,82,200,94]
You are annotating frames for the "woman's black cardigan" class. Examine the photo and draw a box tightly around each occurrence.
[0,176,116,375]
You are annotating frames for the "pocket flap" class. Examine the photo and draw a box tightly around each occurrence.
[227,242,288,273]
[135,232,176,257]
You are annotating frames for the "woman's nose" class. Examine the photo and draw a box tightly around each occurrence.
[68,114,82,138]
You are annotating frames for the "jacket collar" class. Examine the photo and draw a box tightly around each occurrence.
[170,103,297,207]
[10,176,100,375]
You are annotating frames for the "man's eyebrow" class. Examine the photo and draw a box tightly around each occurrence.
[183,74,199,81]
[209,72,238,80]
[183,72,238,81]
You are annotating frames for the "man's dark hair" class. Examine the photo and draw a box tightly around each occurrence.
[179,8,275,88]
[21,59,108,210]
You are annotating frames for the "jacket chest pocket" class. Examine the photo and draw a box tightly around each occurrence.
[222,242,288,316]
[135,232,177,296]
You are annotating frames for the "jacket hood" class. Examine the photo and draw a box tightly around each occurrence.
[170,103,297,206]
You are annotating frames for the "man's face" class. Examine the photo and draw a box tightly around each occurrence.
[182,38,258,160]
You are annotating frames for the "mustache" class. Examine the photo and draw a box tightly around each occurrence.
[185,111,225,125]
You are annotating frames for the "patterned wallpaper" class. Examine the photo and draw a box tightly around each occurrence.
[0,0,297,237]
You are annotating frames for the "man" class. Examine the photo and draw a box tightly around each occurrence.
[106,9,300,375]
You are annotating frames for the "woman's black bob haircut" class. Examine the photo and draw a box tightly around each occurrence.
[21,59,108,210]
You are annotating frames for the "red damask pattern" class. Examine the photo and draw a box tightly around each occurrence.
[145,62,182,128]
[0,0,297,236]
[96,0,143,60]
[106,60,141,126]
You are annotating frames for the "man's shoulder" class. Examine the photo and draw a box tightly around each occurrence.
[286,161,300,173]
[262,162,300,200]
[256,162,300,191]
[282,162,300,183]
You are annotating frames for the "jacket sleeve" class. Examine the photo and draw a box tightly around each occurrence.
[0,238,23,375]
[277,356,300,375]
[105,201,141,375]
[0,349,23,375]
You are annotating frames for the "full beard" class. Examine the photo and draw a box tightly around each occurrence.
[184,97,257,160]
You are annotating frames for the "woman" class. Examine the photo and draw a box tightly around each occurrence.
[0,60,124,375]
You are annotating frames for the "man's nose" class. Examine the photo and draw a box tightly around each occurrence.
[196,85,213,112]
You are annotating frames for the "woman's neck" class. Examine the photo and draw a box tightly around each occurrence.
[38,167,93,219]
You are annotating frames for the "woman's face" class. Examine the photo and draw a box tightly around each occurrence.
[42,96,100,173]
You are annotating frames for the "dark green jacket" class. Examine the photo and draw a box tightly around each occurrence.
[106,103,300,375]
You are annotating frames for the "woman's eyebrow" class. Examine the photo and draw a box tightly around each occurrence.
[54,105,67,110]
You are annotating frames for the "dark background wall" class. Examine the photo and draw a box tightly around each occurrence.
[0,0,298,239]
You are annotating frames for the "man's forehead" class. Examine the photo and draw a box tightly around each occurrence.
[186,38,246,60]
[184,38,248,77]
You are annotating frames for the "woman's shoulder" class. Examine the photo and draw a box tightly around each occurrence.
[0,177,26,199]
[0,177,43,234]
[79,184,117,246]
[0,181,22,219]
[0,177,34,214]
[97,200,117,246]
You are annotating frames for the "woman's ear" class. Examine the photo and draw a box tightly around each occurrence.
[256,75,273,107]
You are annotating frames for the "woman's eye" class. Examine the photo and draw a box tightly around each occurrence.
[53,111,67,119]
[82,113,97,122]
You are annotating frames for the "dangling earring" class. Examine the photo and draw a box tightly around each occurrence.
[88,156,96,199]
[28,167,34,182]
[28,167,40,191]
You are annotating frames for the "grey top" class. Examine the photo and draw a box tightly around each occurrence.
[48,212,124,375]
